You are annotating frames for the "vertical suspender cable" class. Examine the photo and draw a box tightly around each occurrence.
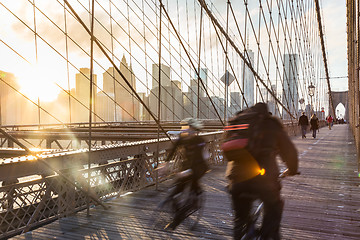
[32,0,40,130]
[224,0,229,121]
[87,0,95,217]
[160,1,224,125]
[126,0,135,121]
[64,4,72,125]
[109,0,116,123]
[356,0,360,161]
[63,0,171,140]
[197,6,203,119]
[242,1,248,109]
[156,0,162,190]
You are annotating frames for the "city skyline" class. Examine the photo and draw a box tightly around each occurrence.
[0,1,344,102]
[0,0,344,124]
[1,55,323,125]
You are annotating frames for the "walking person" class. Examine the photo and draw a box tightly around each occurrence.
[326,115,333,130]
[298,112,309,139]
[310,114,319,138]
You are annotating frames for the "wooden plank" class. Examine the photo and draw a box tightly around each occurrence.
[11,125,360,240]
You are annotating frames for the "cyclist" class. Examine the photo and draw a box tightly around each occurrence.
[161,118,208,230]
[227,103,299,240]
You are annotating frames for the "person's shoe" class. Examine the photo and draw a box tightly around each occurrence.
[304,135,306,138]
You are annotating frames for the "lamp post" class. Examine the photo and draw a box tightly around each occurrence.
[308,82,315,115]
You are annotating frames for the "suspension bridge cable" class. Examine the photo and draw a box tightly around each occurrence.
[198,0,295,119]
[63,0,173,140]
[314,0,335,117]
[159,0,224,125]
[105,0,212,119]
[1,1,134,125]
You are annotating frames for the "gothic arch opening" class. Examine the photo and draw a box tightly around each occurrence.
[331,91,348,121]
[335,103,346,119]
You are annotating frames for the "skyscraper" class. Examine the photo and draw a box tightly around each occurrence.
[230,91,241,114]
[196,68,208,98]
[152,64,171,89]
[282,54,299,119]
[188,78,200,117]
[102,55,138,122]
[184,68,209,119]
[137,92,150,121]
[0,70,24,125]
[149,64,184,121]
[74,68,97,123]
[242,49,255,108]
[268,84,277,115]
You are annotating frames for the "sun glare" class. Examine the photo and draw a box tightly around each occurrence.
[17,63,60,102]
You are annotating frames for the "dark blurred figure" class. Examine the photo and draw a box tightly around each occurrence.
[162,118,208,230]
[326,115,333,130]
[298,112,309,139]
[226,103,299,240]
[310,114,319,138]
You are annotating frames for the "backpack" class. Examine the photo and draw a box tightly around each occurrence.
[221,103,269,182]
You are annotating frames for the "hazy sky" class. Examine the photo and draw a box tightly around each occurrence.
[0,0,349,103]
[320,0,348,91]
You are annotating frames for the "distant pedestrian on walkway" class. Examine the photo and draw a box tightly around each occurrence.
[326,115,333,130]
[298,112,309,139]
[310,114,319,138]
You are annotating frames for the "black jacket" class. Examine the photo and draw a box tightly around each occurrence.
[251,116,298,179]
[226,103,298,182]
[310,117,319,130]
[166,133,207,178]
[298,115,309,126]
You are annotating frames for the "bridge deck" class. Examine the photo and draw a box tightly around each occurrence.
[11,125,360,240]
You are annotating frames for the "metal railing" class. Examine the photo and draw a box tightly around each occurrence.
[0,122,304,239]
[0,131,222,239]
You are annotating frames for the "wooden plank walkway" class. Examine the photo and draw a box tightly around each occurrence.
[11,124,360,240]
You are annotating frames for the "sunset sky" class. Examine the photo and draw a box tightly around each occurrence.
[0,0,348,104]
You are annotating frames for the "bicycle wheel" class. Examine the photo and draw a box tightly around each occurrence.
[244,200,263,239]
[151,197,175,230]
[182,190,205,230]
[253,200,263,229]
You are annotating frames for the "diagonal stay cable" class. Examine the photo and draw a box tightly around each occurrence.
[63,0,172,141]
[159,0,224,125]
[198,0,295,119]
[68,0,201,121]
[0,1,136,124]
[314,0,335,117]
[244,0,295,116]
[0,36,107,124]
[209,14,248,109]
[106,0,213,119]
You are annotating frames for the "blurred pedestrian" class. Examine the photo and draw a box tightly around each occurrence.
[298,112,309,139]
[310,114,319,138]
[326,115,333,130]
